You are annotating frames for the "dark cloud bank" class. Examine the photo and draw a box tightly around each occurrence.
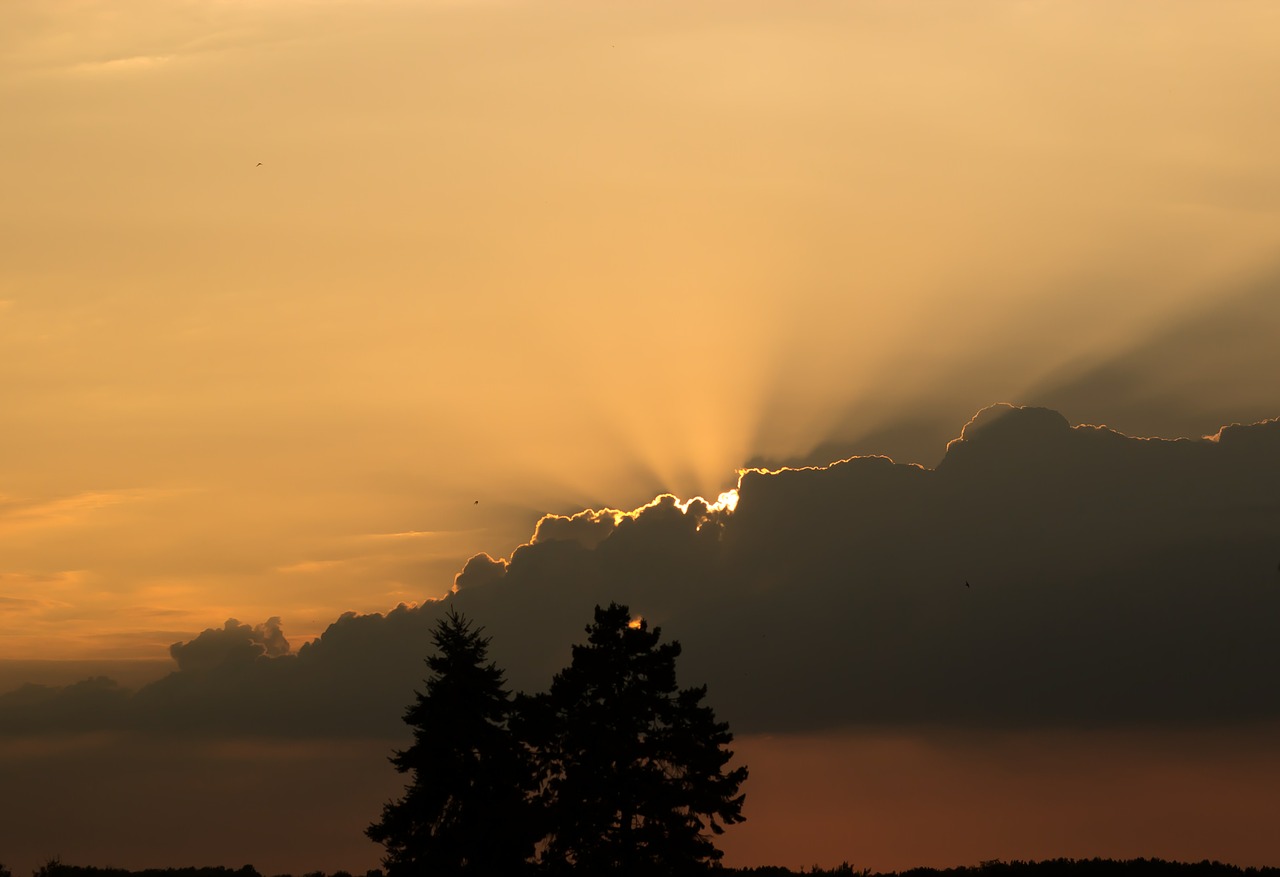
[5,404,1280,738]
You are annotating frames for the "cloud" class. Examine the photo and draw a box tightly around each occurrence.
[274,558,352,575]
[0,596,44,612]
[68,54,176,74]
[0,571,81,621]
[0,489,162,532]
[532,508,623,550]
[5,404,1280,739]
[169,617,291,673]
[0,676,131,734]
[453,552,507,590]
[359,529,454,542]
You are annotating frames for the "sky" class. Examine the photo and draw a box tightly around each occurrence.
[3,0,1280,873]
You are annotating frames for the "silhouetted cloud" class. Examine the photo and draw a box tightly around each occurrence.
[169,617,291,672]
[5,404,1280,738]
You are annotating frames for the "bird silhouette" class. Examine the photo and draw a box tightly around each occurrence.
[256,162,263,167]
[965,581,971,588]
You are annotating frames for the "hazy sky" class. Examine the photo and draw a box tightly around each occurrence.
[3,0,1280,873]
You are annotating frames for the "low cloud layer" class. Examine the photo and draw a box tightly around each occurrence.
[4,404,1280,738]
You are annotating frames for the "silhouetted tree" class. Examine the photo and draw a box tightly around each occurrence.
[367,607,535,876]
[524,602,747,876]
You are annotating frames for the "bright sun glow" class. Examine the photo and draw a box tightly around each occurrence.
[673,489,739,515]
[714,489,739,513]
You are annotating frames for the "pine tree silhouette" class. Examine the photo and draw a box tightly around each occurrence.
[522,603,747,876]
[367,608,535,876]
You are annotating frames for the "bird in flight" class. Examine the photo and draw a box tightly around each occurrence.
[256,162,263,167]
[965,581,971,588]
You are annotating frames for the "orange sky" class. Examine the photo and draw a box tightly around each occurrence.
[4,1,1280,872]
[5,0,1279,660]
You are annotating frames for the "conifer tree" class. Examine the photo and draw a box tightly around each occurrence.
[526,603,747,876]
[367,607,535,876]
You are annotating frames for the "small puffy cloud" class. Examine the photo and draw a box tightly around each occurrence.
[453,553,507,591]
[952,402,1070,446]
[169,617,291,672]
[532,508,621,549]
[256,616,289,658]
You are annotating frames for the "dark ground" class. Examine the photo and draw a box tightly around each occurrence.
[13,859,1280,877]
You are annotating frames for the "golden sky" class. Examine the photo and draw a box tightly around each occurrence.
[3,1,1280,871]
[5,0,1278,661]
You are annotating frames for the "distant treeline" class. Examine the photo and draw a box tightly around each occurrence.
[11,858,1280,877]
[12,865,371,877]
[732,861,1280,877]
